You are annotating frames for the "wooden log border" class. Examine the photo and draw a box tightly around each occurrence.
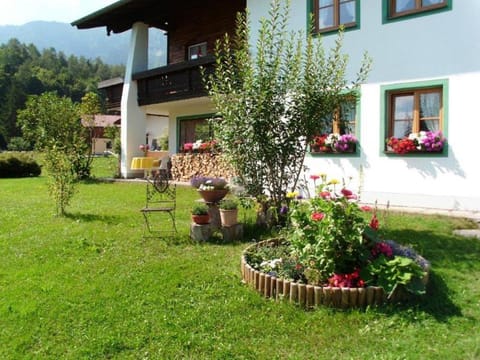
[241,239,429,309]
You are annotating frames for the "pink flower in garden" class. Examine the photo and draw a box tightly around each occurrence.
[361,205,372,212]
[319,191,331,199]
[311,212,325,221]
[371,242,393,258]
[310,175,320,181]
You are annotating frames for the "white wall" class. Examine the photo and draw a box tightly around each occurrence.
[247,0,480,211]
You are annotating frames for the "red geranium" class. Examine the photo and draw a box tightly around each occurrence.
[311,212,325,221]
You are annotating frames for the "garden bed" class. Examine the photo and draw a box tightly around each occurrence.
[241,239,429,309]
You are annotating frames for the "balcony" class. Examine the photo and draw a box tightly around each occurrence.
[132,56,215,106]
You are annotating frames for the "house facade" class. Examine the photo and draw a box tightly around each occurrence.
[73,0,480,212]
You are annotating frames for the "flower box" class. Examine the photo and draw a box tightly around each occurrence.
[310,133,357,154]
[386,131,446,155]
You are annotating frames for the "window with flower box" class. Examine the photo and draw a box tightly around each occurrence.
[178,115,215,153]
[312,0,359,34]
[382,80,448,155]
[384,0,451,22]
[310,98,359,154]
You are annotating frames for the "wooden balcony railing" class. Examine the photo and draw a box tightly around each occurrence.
[132,56,215,106]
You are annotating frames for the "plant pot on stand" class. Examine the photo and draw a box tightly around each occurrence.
[220,209,238,227]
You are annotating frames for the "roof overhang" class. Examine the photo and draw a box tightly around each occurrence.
[71,0,172,34]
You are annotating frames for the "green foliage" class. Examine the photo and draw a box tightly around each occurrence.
[361,255,427,297]
[288,195,369,282]
[43,147,76,216]
[219,198,239,210]
[0,152,41,178]
[191,202,209,215]
[0,38,124,148]
[204,0,371,212]
[6,136,32,151]
[17,92,84,214]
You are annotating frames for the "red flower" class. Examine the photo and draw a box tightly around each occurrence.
[370,214,379,230]
[310,174,320,181]
[319,191,331,199]
[311,212,325,221]
[360,205,372,212]
[341,188,353,196]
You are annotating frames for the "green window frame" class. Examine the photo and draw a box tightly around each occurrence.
[309,0,360,35]
[380,79,449,156]
[383,0,452,23]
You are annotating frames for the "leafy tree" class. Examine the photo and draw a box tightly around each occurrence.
[17,92,85,215]
[204,0,371,217]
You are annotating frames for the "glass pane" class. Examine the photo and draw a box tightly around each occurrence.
[319,0,334,6]
[393,121,413,138]
[420,120,439,132]
[340,2,356,24]
[393,95,414,120]
[395,0,415,12]
[419,92,440,118]
[422,0,444,6]
[319,7,334,29]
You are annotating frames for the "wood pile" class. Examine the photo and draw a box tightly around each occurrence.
[171,153,236,182]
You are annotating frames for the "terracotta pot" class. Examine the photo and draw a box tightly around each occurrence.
[198,189,228,203]
[191,214,210,225]
[220,209,238,227]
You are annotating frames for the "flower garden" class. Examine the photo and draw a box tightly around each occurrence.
[241,174,430,308]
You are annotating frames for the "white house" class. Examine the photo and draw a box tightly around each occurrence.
[73,0,480,212]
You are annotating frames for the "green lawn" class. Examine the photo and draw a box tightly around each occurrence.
[1,157,479,359]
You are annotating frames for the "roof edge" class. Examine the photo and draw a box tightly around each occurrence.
[71,0,134,28]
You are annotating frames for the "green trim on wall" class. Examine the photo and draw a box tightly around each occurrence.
[379,79,449,157]
[176,112,216,153]
[382,0,452,24]
[309,0,361,37]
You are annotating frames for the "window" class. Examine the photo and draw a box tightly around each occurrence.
[310,98,358,154]
[388,0,448,18]
[188,42,207,60]
[313,0,358,33]
[382,80,449,155]
[178,116,215,152]
[387,87,442,138]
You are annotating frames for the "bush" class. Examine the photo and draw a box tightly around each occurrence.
[7,137,32,151]
[0,152,41,178]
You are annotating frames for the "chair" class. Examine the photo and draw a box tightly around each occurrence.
[140,170,177,237]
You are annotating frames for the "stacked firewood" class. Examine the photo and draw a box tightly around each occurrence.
[171,153,236,182]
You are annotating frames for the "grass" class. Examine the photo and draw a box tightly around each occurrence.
[1,157,479,359]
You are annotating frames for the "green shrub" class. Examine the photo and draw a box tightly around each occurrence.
[0,152,41,178]
[6,137,32,151]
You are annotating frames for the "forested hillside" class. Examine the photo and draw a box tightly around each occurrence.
[0,39,124,149]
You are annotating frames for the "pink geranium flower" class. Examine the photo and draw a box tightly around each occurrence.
[311,212,325,221]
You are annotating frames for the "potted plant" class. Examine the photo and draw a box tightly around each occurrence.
[191,203,210,225]
[190,176,229,203]
[219,198,239,227]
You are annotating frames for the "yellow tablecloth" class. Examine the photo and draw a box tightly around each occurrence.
[131,157,154,170]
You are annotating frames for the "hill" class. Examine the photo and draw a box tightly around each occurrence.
[0,21,165,65]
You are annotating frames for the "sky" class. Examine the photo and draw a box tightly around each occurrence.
[0,0,119,26]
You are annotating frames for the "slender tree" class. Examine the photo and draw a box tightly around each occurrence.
[204,0,371,216]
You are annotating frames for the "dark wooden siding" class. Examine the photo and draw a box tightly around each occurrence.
[168,0,245,64]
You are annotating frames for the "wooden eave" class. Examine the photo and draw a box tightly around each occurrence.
[71,0,227,35]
